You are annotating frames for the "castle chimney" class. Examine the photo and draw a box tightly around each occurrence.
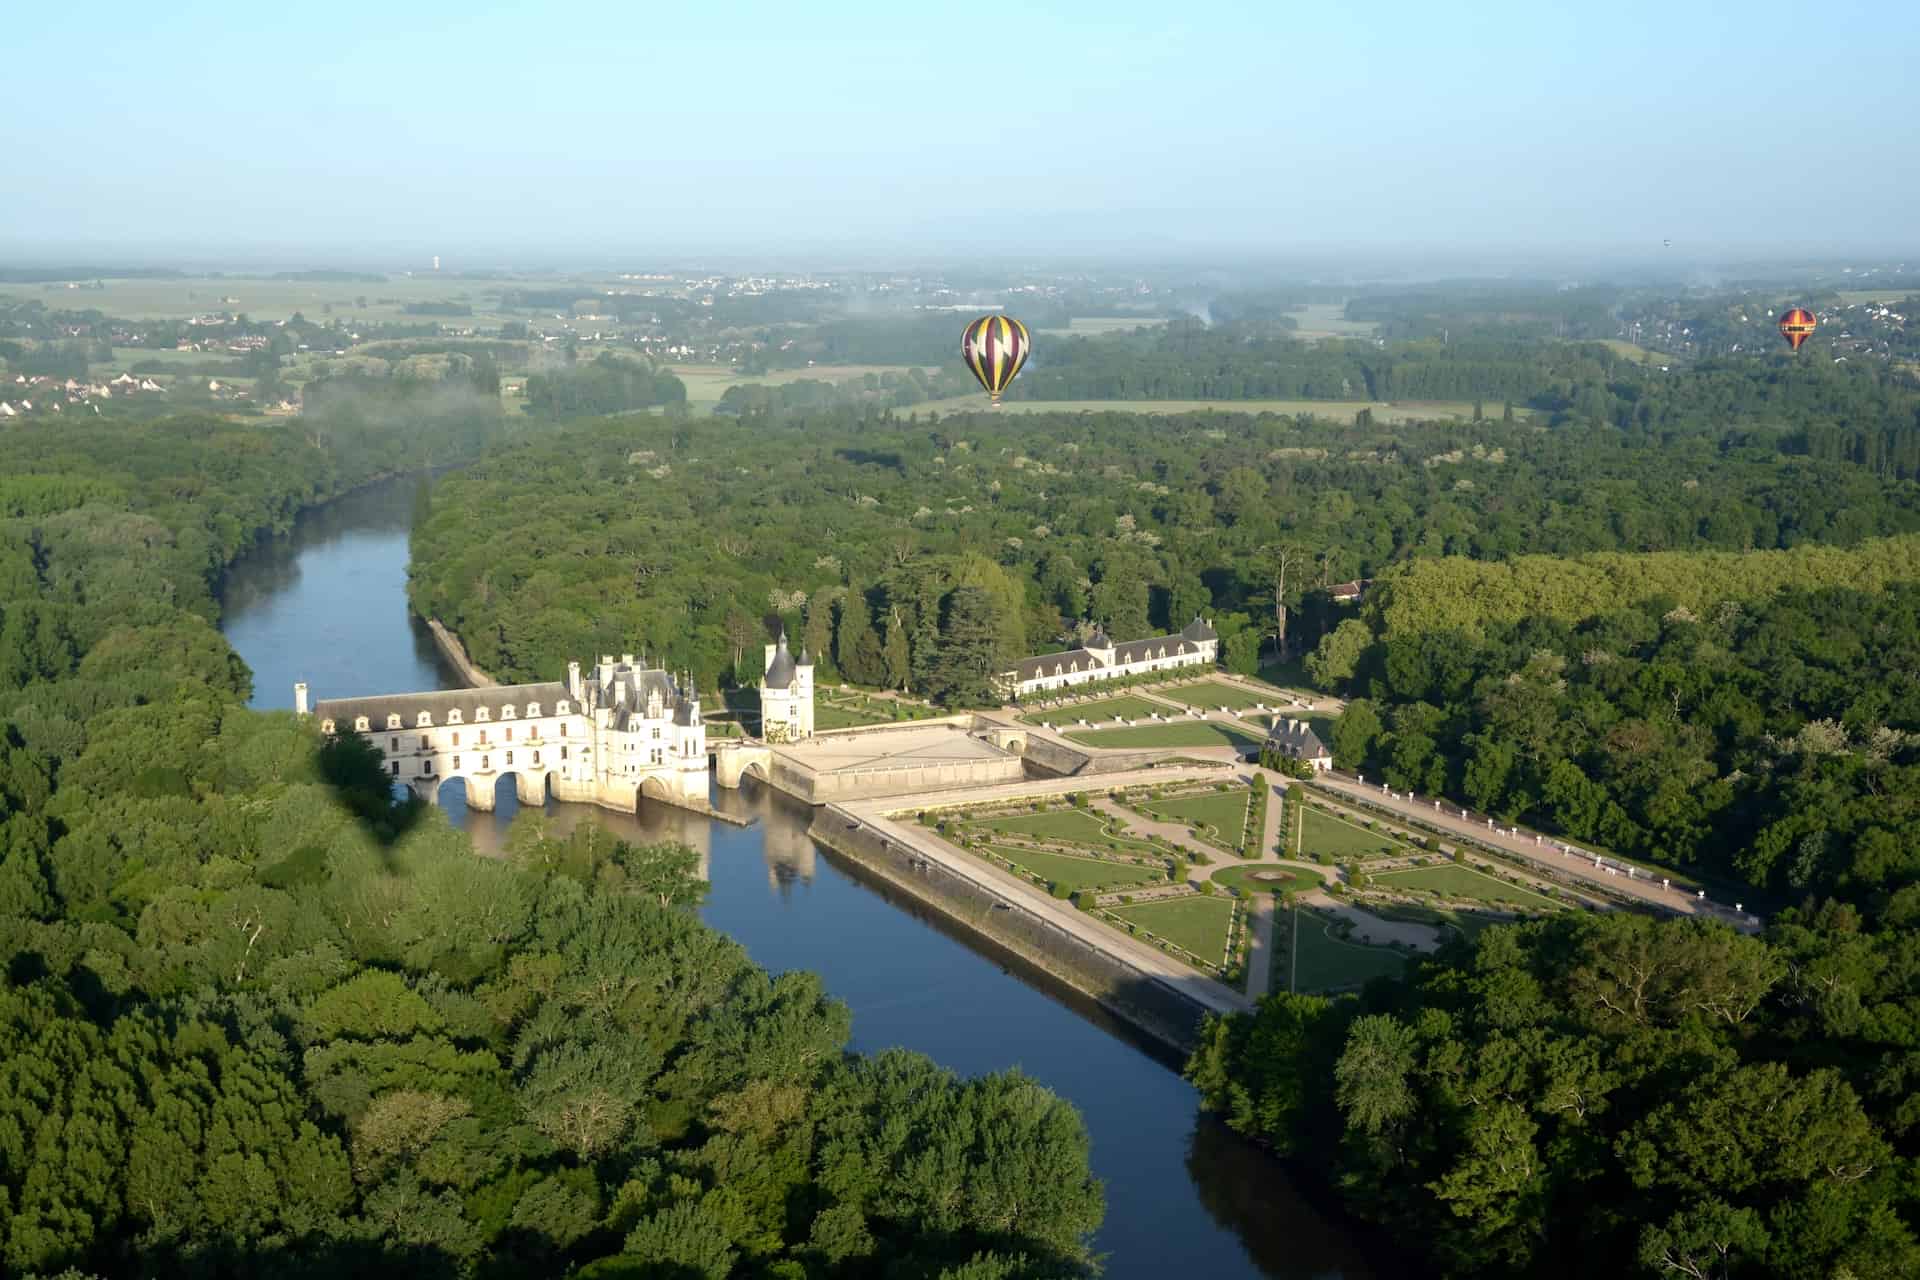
[567,660,582,700]
[621,653,634,666]
[294,682,309,715]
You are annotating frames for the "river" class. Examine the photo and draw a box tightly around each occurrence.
[220,474,1395,1280]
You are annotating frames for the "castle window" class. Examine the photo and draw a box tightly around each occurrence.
[557,700,570,715]
[453,755,461,768]
[652,727,661,740]
[391,761,399,775]
[479,730,488,744]
[452,732,460,746]
[390,737,399,752]
[501,705,516,719]
[506,751,513,765]
[527,703,541,717]
[476,707,490,722]
[419,736,430,750]
[448,710,463,725]
[387,714,402,730]
[482,755,490,769]
[417,711,433,727]
[321,719,335,734]
[423,759,432,774]
[560,746,568,760]
[505,727,513,741]
[353,716,369,732]
[533,751,541,765]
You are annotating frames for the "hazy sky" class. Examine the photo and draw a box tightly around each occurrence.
[5,0,1914,264]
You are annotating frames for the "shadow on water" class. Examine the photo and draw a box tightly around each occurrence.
[221,471,1404,1280]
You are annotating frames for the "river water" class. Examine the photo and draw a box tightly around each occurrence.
[221,474,1393,1280]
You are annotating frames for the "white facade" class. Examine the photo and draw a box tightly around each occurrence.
[758,631,815,743]
[304,653,708,813]
[1000,617,1220,700]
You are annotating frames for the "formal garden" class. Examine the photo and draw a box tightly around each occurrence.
[1105,894,1243,980]
[1210,863,1320,897]
[1296,804,1412,861]
[1371,862,1562,911]
[1062,720,1264,750]
[1280,905,1411,993]
[1154,678,1289,713]
[1119,780,1268,858]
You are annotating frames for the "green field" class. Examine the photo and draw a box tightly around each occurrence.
[1066,721,1262,750]
[1298,807,1405,859]
[1287,302,1379,340]
[1373,864,1560,910]
[1112,895,1237,966]
[966,807,1161,856]
[1156,680,1279,712]
[1290,911,1410,992]
[1210,865,1321,897]
[911,395,1532,423]
[1596,338,1676,366]
[1366,900,1502,942]
[667,362,935,411]
[1025,694,1169,725]
[813,692,937,730]
[1137,789,1251,849]
[1035,316,1168,337]
[0,274,521,324]
[986,846,1165,893]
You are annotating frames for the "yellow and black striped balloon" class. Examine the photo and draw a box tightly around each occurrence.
[960,314,1031,404]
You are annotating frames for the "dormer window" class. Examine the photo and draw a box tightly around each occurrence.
[501,705,516,719]
[321,719,335,734]
[448,710,463,725]
[387,714,402,729]
[353,716,369,732]
[556,700,570,715]
[527,702,541,717]
[476,707,490,722]
[416,711,432,727]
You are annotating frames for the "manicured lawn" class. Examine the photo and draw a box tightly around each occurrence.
[1373,865,1560,910]
[1156,680,1275,712]
[1367,901,1504,942]
[1023,694,1168,726]
[814,701,892,729]
[1298,807,1406,860]
[985,846,1165,892]
[1112,895,1237,966]
[1138,789,1251,846]
[1290,912,1410,992]
[1210,864,1321,897]
[967,807,1161,856]
[1065,721,1262,750]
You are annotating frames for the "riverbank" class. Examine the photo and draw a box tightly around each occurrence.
[425,617,498,688]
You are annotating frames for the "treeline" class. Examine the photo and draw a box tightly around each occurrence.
[523,353,685,418]
[0,411,1103,1277]
[1188,906,1920,1279]
[404,406,1920,701]
[716,367,977,416]
[1312,584,1920,905]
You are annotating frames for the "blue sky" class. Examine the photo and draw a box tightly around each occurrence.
[4,0,1914,263]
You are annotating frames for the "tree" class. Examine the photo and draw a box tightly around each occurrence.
[724,608,758,684]
[1304,618,1371,689]
[883,607,912,692]
[931,586,999,706]
[1258,543,1308,661]
[1330,700,1382,770]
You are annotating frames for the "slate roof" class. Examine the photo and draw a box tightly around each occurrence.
[1005,625,1211,682]
[764,633,798,689]
[314,682,571,729]
[1266,718,1330,759]
[1181,615,1218,643]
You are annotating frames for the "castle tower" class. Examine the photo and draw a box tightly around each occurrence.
[759,629,813,743]
[294,682,309,715]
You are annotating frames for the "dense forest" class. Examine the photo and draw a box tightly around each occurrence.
[408,399,1920,697]
[0,411,1101,1278]
[1187,905,1920,1280]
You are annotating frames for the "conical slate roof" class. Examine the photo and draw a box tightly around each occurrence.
[765,631,798,689]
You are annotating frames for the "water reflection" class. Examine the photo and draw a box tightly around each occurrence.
[220,473,1406,1280]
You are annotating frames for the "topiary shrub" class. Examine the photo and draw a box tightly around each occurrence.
[1049,881,1071,899]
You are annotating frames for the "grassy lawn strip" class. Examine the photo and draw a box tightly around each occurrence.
[1299,807,1406,860]
[967,807,1152,851]
[1373,864,1560,910]
[1364,900,1504,941]
[1137,789,1250,851]
[1156,680,1274,712]
[984,846,1165,892]
[1023,694,1169,726]
[1065,721,1262,750]
[1111,895,1237,967]
[1291,911,1409,992]
[1211,864,1321,897]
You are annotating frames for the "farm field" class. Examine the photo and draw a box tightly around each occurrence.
[1136,790,1251,848]
[911,394,1532,423]
[1211,864,1321,898]
[1034,316,1167,337]
[1838,289,1916,304]
[986,846,1165,893]
[0,274,527,324]
[1155,680,1282,712]
[1112,895,1237,966]
[1290,911,1410,992]
[1298,807,1406,860]
[1373,864,1560,910]
[1024,694,1168,725]
[1065,721,1262,750]
[668,363,934,411]
[1595,338,1676,366]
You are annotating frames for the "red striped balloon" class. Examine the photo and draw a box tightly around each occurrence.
[961,315,1031,404]
[1778,307,1816,352]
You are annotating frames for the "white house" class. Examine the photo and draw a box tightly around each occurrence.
[998,617,1219,700]
[303,652,708,814]
[759,630,815,742]
[1265,718,1332,771]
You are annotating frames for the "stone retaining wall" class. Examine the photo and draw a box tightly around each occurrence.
[807,809,1212,1053]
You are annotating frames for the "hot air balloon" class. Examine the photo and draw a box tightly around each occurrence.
[961,314,1031,405]
[1778,307,1816,352]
